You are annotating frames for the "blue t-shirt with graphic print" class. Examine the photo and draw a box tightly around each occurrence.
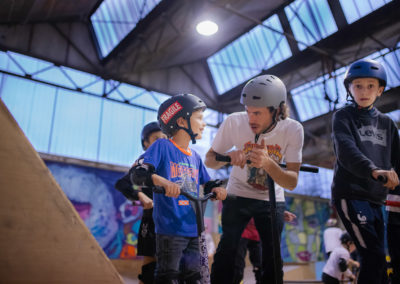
[143,138,210,237]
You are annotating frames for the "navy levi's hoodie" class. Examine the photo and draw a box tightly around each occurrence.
[331,104,400,205]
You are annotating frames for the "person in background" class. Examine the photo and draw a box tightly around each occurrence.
[386,181,400,283]
[331,59,399,283]
[323,218,343,259]
[322,232,360,284]
[114,122,166,284]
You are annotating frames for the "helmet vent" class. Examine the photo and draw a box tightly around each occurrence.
[266,79,272,83]
[252,96,261,100]
[242,94,247,97]
[353,65,361,69]
[259,83,267,86]
[371,66,379,70]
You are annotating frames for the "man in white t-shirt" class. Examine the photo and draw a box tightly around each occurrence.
[205,74,304,284]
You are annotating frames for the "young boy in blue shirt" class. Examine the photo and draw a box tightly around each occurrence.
[134,94,227,284]
[331,59,400,283]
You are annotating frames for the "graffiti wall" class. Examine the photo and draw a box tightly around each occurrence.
[46,161,142,259]
[282,195,330,262]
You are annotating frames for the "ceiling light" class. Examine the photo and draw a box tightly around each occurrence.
[196,20,218,36]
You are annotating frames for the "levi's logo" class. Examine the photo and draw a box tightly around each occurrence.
[358,125,386,146]
[161,102,183,124]
[178,200,189,206]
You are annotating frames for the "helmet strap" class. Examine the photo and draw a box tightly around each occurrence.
[255,109,278,143]
[177,119,198,144]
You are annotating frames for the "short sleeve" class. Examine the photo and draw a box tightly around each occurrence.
[211,114,235,154]
[198,153,211,185]
[284,121,304,163]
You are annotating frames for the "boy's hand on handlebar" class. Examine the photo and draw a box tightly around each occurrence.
[372,169,399,190]
[138,192,153,209]
[212,187,227,201]
[152,175,180,198]
[163,180,180,198]
[227,150,247,169]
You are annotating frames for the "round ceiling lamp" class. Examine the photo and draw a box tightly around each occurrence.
[196,20,218,36]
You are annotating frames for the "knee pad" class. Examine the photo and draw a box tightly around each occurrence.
[138,261,156,284]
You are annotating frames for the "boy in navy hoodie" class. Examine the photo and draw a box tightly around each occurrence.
[331,59,400,283]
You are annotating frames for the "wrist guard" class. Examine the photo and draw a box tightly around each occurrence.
[130,158,156,187]
[204,179,223,195]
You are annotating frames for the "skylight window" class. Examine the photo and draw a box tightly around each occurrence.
[207,14,292,94]
[339,0,392,24]
[91,0,162,58]
[284,0,337,50]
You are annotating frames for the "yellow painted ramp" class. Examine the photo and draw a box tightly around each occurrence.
[0,99,123,283]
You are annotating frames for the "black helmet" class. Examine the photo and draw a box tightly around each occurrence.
[141,121,161,150]
[344,59,387,90]
[157,94,206,144]
[340,232,353,244]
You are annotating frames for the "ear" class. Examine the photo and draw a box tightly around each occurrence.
[377,86,384,97]
[176,117,187,127]
[143,140,150,150]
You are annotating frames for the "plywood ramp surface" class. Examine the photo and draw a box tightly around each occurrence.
[0,99,123,283]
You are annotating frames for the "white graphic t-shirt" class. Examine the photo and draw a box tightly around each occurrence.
[212,112,304,202]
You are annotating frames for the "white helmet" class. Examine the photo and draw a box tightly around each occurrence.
[325,218,338,227]
[240,75,287,108]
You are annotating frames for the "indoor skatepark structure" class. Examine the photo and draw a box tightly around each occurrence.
[0,99,123,283]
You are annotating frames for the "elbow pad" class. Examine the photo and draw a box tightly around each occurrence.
[114,175,140,201]
[204,179,223,194]
[338,258,347,272]
[130,159,155,187]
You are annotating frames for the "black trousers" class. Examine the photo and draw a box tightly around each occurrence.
[210,197,285,284]
[334,199,387,284]
[232,238,262,284]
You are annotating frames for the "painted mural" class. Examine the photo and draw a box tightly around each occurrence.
[46,161,142,259]
[282,196,330,262]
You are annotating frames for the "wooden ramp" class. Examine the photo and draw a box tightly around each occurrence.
[0,99,123,283]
